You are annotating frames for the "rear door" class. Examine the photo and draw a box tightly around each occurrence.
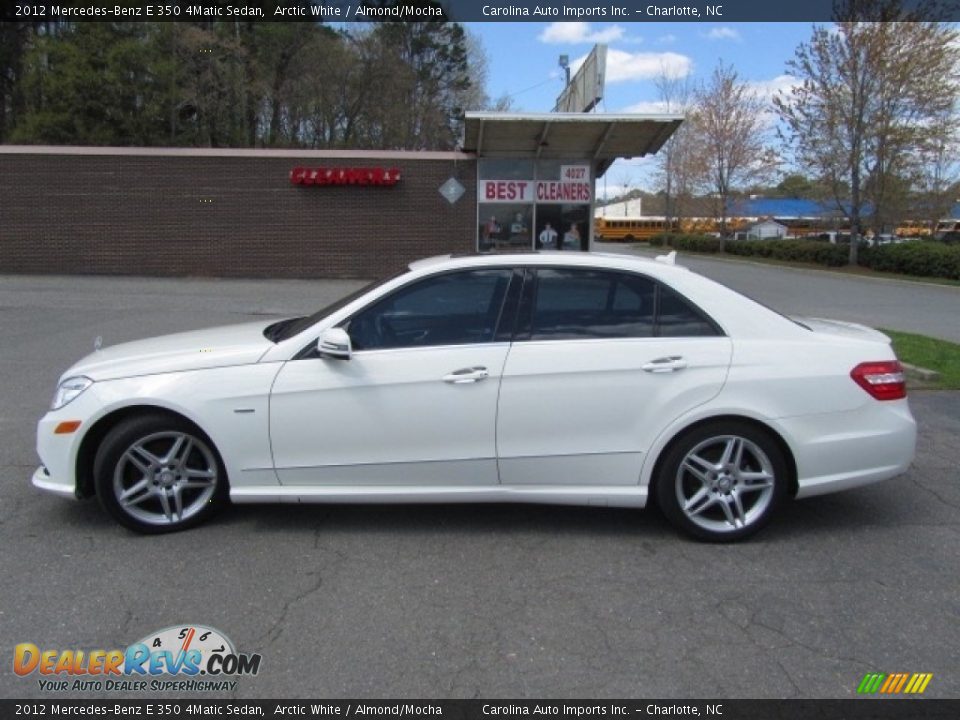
[496,267,732,486]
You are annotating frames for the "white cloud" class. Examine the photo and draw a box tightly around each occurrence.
[742,75,801,131]
[620,100,672,114]
[596,157,660,196]
[746,74,800,102]
[538,22,625,45]
[571,49,693,83]
[705,27,741,41]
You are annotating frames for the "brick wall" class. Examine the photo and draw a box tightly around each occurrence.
[0,149,478,279]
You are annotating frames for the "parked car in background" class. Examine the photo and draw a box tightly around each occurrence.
[873,233,903,246]
[933,218,960,240]
[33,252,916,542]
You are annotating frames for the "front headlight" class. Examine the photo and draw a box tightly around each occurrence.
[51,376,94,410]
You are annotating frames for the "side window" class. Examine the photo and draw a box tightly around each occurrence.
[530,269,656,340]
[345,269,512,350]
[526,269,722,340]
[657,284,721,337]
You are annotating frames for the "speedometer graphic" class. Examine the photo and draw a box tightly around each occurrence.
[133,624,235,674]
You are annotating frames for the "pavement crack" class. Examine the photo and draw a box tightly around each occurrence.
[257,571,324,647]
[908,473,960,511]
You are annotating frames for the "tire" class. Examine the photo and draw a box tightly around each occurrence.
[655,421,788,542]
[94,413,228,534]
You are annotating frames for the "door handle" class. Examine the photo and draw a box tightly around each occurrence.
[443,366,489,384]
[642,356,688,373]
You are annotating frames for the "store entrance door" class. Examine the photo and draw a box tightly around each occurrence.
[535,205,589,251]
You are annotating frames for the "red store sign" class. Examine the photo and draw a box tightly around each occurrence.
[290,166,401,186]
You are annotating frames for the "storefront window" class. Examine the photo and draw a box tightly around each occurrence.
[476,159,593,252]
[478,204,531,251]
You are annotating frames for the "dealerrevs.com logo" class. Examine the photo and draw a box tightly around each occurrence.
[14,625,262,692]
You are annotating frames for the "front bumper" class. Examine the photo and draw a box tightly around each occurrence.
[34,388,104,499]
[32,465,77,499]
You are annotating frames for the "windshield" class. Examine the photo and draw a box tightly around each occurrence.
[264,270,407,343]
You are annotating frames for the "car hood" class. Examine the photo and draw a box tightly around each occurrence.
[792,317,891,344]
[64,320,277,382]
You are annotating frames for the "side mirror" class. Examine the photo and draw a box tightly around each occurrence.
[318,327,352,360]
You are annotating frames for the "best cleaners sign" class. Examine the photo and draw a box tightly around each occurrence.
[479,180,592,204]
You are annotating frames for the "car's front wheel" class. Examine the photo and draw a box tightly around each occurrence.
[94,414,227,533]
[655,421,788,542]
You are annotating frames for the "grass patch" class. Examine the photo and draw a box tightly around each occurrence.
[879,328,960,390]
[621,242,960,288]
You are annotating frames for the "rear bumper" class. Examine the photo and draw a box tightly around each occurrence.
[784,399,917,499]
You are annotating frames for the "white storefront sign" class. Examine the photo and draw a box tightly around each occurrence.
[479,179,592,204]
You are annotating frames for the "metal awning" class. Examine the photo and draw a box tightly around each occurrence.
[462,111,684,176]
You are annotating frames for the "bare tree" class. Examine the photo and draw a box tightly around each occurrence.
[910,113,960,231]
[487,93,514,112]
[653,67,694,230]
[692,62,777,236]
[613,169,639,215]
[775,0,960,263]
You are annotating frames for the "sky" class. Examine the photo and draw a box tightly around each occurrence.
[467,21,816,197]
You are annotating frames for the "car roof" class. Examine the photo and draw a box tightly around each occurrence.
[407,251,687,276]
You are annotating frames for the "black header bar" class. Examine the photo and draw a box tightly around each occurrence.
[1,0,959,23]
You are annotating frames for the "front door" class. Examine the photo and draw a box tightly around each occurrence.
[270,268,515,487]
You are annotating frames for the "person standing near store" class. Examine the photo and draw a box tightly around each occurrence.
[563,222,581,250]
[538,222,558,249]
[482,216,501,247]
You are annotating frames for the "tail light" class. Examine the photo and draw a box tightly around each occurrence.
[850,361,907,400]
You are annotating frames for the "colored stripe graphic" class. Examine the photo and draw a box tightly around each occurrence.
[905,673,933,694]
[857,673,885,694]
[857,672,932,694]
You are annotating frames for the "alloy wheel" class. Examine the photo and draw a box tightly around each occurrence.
[112,431,218,527]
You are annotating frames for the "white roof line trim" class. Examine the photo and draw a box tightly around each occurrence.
[464,111,686,123]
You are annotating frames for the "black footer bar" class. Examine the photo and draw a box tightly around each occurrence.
[5,700,960,720]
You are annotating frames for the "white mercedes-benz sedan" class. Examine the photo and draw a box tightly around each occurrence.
[33,252,916,541]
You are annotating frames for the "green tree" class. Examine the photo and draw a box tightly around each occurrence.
[12,23,170,145]
[0,22,34,143]
[775,174,814,198]
[775,0,960,263]
[369,21,473,149]
[5,17,487,152]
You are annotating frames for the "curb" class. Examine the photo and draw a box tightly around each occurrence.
[902,362,941,384]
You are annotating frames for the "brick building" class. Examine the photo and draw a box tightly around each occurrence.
[0,113,681,279]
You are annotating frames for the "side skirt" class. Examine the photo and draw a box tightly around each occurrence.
[230,485,648,509]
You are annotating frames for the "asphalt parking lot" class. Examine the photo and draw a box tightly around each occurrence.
[1,269,958,699]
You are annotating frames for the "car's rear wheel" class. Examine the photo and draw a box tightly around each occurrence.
[94,414,227,533]
[655,421,788,542]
